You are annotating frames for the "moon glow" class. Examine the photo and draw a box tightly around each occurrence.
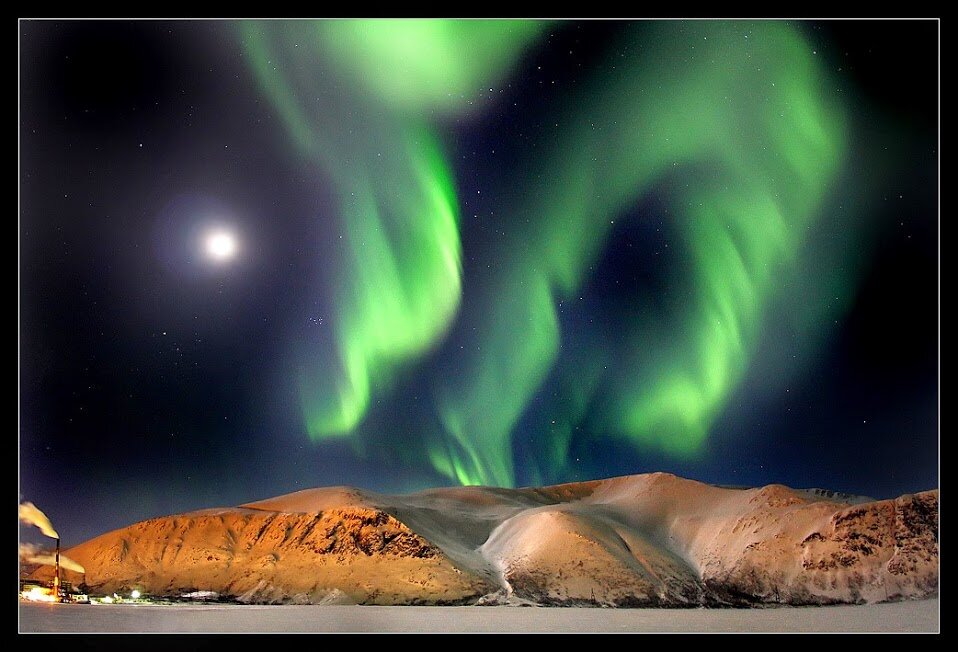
[205,229,238,262]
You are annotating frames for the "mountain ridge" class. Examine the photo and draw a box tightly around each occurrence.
[34,472,938,606]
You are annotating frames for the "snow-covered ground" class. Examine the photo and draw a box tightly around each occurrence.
[19,599,939,633]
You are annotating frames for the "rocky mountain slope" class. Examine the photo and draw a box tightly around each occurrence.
[39,473,938,606]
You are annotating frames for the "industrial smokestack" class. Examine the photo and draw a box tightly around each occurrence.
[54,538,61,603]
[20,501,68,601]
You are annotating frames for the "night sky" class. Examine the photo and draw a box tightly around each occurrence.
[20,20,938,545]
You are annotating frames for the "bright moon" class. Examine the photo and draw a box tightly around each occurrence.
[205,230,238,261]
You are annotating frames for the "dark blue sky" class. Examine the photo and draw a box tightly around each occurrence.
[20,20,937,545]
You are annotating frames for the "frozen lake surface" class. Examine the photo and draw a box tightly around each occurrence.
[20,599,939,633]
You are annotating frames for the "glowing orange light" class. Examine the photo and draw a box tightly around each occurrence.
[21,586,57,602]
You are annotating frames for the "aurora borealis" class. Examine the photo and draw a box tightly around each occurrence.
[241,21,542,439]
[242,21,846,487]
[20,19,938,544]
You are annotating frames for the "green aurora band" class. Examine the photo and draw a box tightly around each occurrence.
[241,20,543,437]
[241,21,847,487]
